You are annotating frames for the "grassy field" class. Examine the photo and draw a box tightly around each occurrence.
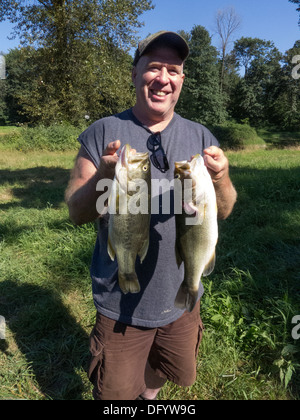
[0,141,299,399]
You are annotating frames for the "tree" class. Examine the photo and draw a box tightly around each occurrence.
[0,79,8,125]
[269,40,300,129]
[0,0,153,50]
[289,0,300,25]
[0,52,8,124]
[231,37,282,125]
[233,37,274,77]
[0,0,153,124]
[214,6,241,92]
[176,25,227,125]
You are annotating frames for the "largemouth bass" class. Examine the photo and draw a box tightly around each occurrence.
[107,144,151,294]
[174,154,218,312]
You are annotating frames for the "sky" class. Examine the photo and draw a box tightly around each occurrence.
[0,0,299,56]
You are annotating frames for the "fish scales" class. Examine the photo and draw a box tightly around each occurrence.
[174,154,218,312]
[107,144,151,294]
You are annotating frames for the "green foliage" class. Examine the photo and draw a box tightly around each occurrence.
[289,0,300,25]
[210,121,265,150]
[0,0,154,49]
[5,44,135,126]
[0,2,300,132]
[0,79,8,125]
[0,123,84,151]
[230,37,283,126]
[267,41,300,130]
[176,25,227,125]
[0,0,153,125]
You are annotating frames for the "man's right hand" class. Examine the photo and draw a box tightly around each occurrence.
[98,140,121,180]
[65,140,121,225]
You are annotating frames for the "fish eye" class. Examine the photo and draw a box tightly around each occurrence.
[142,164,149,172]
[174,173,181,179]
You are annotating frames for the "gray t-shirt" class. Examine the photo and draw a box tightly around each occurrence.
[78,108,219,327]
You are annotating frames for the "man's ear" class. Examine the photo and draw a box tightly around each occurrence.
[132,67,137,85]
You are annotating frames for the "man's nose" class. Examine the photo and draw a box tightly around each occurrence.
[156,67,169,84]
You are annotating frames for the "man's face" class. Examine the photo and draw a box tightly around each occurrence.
[132,47,185,123]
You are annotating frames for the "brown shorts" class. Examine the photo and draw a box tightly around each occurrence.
[88,301,204,400]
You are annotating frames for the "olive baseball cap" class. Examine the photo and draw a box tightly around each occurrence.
[133,31,189,66]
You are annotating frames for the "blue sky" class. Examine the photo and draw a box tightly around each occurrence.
[0,0,299,55]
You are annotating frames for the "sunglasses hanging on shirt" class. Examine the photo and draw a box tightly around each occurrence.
[147,132,170,173]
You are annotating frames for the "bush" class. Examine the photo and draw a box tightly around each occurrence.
[0,123,86,151]
[210,121,265,150]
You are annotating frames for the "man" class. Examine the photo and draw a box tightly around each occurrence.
[65,31,237,400]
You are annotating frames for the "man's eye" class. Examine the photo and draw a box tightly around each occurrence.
[149,66,160,72]
[169,70,179,75]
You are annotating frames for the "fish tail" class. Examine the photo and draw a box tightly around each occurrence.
[118,272,141,294]
[175,284,198,312]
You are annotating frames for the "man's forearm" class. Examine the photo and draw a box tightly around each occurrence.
[65,173,102,225]
[65,143,120,226]
[214,175,237,220]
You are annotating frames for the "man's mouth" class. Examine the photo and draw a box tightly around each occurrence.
[152,90,168,97]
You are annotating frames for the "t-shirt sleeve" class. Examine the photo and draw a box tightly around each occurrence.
[77,121,104,168]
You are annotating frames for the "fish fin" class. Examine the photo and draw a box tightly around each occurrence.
[183,201,197,215]
[174,283,198,312]
[175,243,183,268]
[118,272,141,294]
[197,203,206,224]
[138,237,149,263]
[107,236,115,261]
[203,251,216,277]
[185,202,205,225]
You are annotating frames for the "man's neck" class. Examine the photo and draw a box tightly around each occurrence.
[132,106,174,133]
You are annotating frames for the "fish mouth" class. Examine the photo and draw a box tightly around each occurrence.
[174,155,203,174]
[116,145,149,189]
[120,144,129,168]
[129,152,149,165]
[175,160,190,170]
[120,144,148,168]
[174,160,192,177]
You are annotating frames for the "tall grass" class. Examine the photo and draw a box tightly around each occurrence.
[0,146,299,400]
[0,124,84,152]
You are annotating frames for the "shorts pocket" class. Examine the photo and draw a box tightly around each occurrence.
[88,332,105,387]
[195,318,204,359]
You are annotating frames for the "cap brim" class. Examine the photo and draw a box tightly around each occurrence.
[133,31,189,66]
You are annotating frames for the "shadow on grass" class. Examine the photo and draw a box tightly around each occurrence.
[0,166,71,210]
[216,163,300,308]
[0,280,91,400]
[206,163,300,397]
[1,159,300,398]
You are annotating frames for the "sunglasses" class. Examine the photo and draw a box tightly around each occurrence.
[147,133,170,173]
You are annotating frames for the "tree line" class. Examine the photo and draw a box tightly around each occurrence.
[0,0,299,131]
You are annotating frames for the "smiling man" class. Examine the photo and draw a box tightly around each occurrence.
[65,31,237,401]
[132,44,185,130]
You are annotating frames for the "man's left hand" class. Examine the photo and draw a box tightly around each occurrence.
[203,146,229,184]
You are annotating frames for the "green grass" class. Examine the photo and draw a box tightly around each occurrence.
[0,145,299,400]
[0,126,21,136]
[0,124,84,152]
[258,128,300,149]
